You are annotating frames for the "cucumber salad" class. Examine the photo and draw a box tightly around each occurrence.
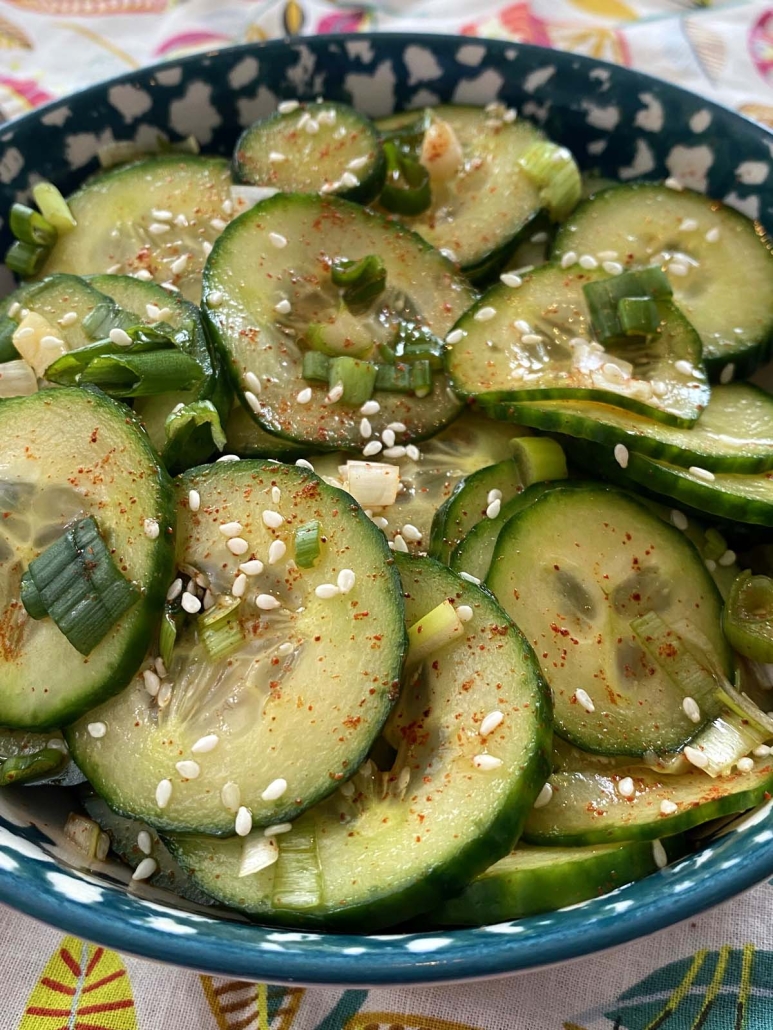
[0,98,772,932]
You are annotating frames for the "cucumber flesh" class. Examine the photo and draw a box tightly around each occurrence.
[433,839,685,925]
[166,554,552,930]
[486,483,732,755]
[225,402,313,460]
[0,388,173,728]
[503,383,773,474]
[203,193,473,450]
[66,459,406,835]
[553,183,773,378]
[40,156,234,302]
[234,102,385,205]
[446,264,709,428]
[524,762,773,845]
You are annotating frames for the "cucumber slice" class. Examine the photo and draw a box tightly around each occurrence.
[203,193,473,449]
[88,274,231,471]
[8,274,108,354]
[234,102,385,205]
[446,264,709,428]
[433,839,683,925]
[486,483,732,755]
[565,437,773,528]
[375,106,544,273]
[0,388,173,728]
[524,762,773,845]
[553,184,773,378]
[428,459,522,564]
[66,459,406,835]
[81,792,213,905]
[40,156,234,302]
[225,403,313,460]
[166,554,551,930]
[502,384,773,474]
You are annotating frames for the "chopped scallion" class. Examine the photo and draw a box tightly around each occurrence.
[331,254,387,311]
[0,748,67,787]
[294,520,321,568]
[328,356,377,405]
[163,400,226,471]
[77,349,205,397]
[410,359,432,398]
[380,141,432,216]
[517,141,582,221]
[302,350,330,383]
[511,437,568,486]
[9,204,57,248]
[32,181,77,234]
[722,570,773,663]
[617,296,660,337]
[407,599,465,665]
[5,240,51,277]
[199,596,244,662]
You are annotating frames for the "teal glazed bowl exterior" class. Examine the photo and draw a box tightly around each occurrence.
[0,33,772,986]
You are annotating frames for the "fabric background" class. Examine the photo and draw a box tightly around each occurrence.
[0,0,772,1026]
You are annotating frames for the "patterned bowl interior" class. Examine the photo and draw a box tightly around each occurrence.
[0,33,772,987]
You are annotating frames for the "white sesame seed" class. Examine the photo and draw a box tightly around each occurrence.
[326,383,344,403]
[191,734,219,754]
[718,549,736,567]
[439,247,458,263]
[679,218,699,232]
[7,301,20,318]
[134,269,153,281]
[667,261,690,277]
[87,722,106,739]
[235,806,253,836]
[660,799,678,816]
[579,254,598,270]
[500,273,523,288]
[381,428,396,448]
[256,594,281,611]
[514,320,531,335]
[132,857,158,881]
[143,518,160,540]
[453,605,473,625]
[210,218,227,232]
[652,380,668,397]
[486,498,502,519]
[181,592,202,614]
[202,241,213,257]
[274,298,291,315]
[268,539,286,565]
[670,510,688,530]
[360,399,380,416]
[278,642,294,656]
[137,830,152,855]
[575,688,595,713]
[337,569,356,594]
[684,745,708,769]
[166,578,183,601]
[157,680,173,707]
[652,840,668,869]
[705,558,717,572]
[176,760,200,779]
[474,306,497,322]
[219,521,243,538]
[207,291,223,308]
[295,458,314,471]
[155,779,172,809]
[222,198,234,216]
[174,214,188,227]
[372,516,389,530]
[560,251,578,269]
[269,232,287,249]
[406,444,420,461]
[401,524,422,543]
[315,583,340,599]
[480,711,504,737]
[359,417,372,439]
[383,446,406,459]
[754,745,771,757]
[392,534,409,553]
[597,250,618,261]
[59,310,78,327]
[143,669,161,697]
[602,261,624,275]
[161,281,180,293]
[232,573,247,598]
[617,776,635,798]
[278,99,299,114]
[227,537,249,556]
[718,362,735,385]
[340,170,359,188]
[261,777,288,801]
[297,387,313,404]
[445,328,465,344]
[665,177,683,191]
[614,444,629,469]
[737,756,755,773]
[362,441,382,457]
[459,572,481,585]
[689,465,715,482]
[109,327,132,347]
[473,754,503,771]
[533,782,553,808]
[148,222,171,236]
[170,253,189,275]
[705,227,721,243]
[387,422,407,432]
[221,782,241,813]
[682,696,702,723]
[151,208,173,221]
[239,559,264,576]
[262,510,283,529]
[521,334,544,345]
[271,485,281,505]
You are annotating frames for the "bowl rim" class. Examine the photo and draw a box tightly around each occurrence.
[2,30,773,987]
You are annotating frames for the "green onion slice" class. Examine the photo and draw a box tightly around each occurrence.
[0,748,68,787]
[32,181,77,234]
[380,141,432,217]
[511,437,568,486]
[331,254,387,312]
[517,141,582,222]
[583,266,672,346]
[199,595,244,662]
[722,570,773,663]
[407,599,464,666]
[328,355,377,406]
[9,204,57,248]
[77,349,205,397]
[294,520,322,569]
[5,240,51,277]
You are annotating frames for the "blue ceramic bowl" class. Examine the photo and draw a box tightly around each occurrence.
[0,33,772,987]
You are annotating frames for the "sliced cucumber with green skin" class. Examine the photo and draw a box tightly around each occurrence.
[67,459,406,835]
[553,183,773,378]
[375,106,545,273]
[234,102,385,205]
[432,839,684,925]
[6,274,108,353]
[564,437,773,529]
[523,762,773,845]
[446,265,709,429]
[81,792,214,905]
[502,384,773,474]
[225,403,313,460]
[0,388,174,728]
[486,484,732,755]
[167,554,552,930]
[428,459,522,564]
[40,157,234,302]
[203,193,473,450]
[89,274,231,471]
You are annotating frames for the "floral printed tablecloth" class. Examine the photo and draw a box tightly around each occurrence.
[2,1,773,1027]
